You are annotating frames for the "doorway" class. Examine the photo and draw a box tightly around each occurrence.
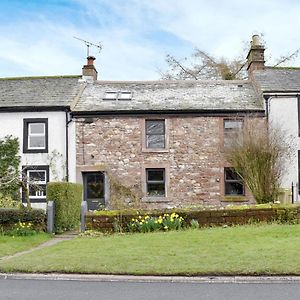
[83,172,105,210]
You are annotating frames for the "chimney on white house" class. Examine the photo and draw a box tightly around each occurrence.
[246,35,265,75]
[82,56,98,81]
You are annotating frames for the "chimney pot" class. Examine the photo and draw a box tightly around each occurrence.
[87,56,96,66]
[252,34,260,46]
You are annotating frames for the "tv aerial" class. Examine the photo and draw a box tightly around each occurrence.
[73,36,102,57]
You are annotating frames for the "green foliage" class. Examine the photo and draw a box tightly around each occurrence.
[128,213,184,233]
[0,193,22,208]
[5,221,38,236]
[47,182,83,233]
[190,219,200,229]
[0,135,21,200]
[0,208,45,231]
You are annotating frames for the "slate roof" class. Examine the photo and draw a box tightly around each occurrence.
[0,76,82,109]
[73,80,263,112]
[253,67,300,92]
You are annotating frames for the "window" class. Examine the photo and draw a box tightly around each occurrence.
[103,91,132,101]
[23,119,48,153]
[223,119,243,148]
[146,168,165,197]
[118,91,132,100]
[145,120,165,149]
[22,166,49,202]
[224,168,244,196]
[103,91,118,100]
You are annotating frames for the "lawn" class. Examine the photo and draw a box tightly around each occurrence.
[0,233,51,258]
[0,224,300,275]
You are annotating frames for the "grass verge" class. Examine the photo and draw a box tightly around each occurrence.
[0,233,51,258]
[0,224,300,275]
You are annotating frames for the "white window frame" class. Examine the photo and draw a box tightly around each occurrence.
[28,122,46,150]
[27,169,47,199]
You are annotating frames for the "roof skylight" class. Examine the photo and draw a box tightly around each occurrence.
[103,91,132,101]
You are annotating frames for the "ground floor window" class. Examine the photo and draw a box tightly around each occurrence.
[22,165,49,202]
[224,168,244,196]
[146,168,165,197]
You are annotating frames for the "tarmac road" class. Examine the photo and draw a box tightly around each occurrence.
[1,277,300,300]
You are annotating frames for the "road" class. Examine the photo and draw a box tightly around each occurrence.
[1,278,300,300]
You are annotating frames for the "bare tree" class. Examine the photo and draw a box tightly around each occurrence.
[160,36,300,80]
[224,119,293,204]
[159,49,245,80]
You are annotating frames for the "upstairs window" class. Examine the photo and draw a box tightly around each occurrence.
[223,119,243,148]
[146,168,165,197]
[23,119,48,153]
[224,168,244,196]
[146,119,165,149]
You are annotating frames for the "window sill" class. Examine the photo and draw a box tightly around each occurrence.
[22,198,47,203]
[142,148,169,153]
[142,197,170,203]
[23,149,48,154]
[222,196,248,202]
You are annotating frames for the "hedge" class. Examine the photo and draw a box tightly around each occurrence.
[86,204,300,232]
[47,182,83,233]
[0,208,46,231]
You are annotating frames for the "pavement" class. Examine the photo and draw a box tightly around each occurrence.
[1,272,300,284]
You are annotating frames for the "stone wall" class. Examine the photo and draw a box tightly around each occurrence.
[76,115,259,209]
[85,206,300,232]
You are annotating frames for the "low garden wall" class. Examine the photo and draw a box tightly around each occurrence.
[86,205,300,232]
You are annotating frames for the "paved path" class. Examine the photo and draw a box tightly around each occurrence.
[0,234,76,262]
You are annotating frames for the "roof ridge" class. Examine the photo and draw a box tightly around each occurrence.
[0,75,81,81]
[94,79,251,84]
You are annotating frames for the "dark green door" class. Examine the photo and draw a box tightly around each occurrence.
[83,172,105,210]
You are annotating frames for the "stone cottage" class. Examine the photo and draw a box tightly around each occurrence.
[72,57,264,210]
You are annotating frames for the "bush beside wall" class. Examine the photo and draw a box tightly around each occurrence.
[47,182,83,233]
[86,205,300,232]
[0,208,46,231]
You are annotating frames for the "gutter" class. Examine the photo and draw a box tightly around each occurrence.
[65,110,73,182]
[71,109,265,118]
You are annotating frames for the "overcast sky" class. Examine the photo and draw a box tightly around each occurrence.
[0,0,300,80]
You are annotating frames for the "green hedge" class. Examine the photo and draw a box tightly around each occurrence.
[0,208,46,231]
[47,182,83,233]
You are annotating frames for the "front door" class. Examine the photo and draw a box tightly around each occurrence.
[83,172,105,210]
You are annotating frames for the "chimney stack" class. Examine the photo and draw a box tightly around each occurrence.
[82,56,98,81]
[246,35,265,75]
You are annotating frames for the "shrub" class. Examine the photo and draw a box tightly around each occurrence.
[0,208,45,232]
[47,182,83,233]
[0,193,22,208]
[0,135,21,200]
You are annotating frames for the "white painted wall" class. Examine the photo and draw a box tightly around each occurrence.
[269,96,299,200]
[0,111,76,209]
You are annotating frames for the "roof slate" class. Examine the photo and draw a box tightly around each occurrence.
[74,80,263,112]
[253,67,300,92]
[0,76,82,108]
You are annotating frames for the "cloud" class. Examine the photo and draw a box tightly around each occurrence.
[0,0,300,79]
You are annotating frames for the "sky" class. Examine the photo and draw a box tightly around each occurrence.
[0,0,300,80]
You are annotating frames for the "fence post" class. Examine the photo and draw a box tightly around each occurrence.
[81,201,88,232]
[47,201,55,233]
